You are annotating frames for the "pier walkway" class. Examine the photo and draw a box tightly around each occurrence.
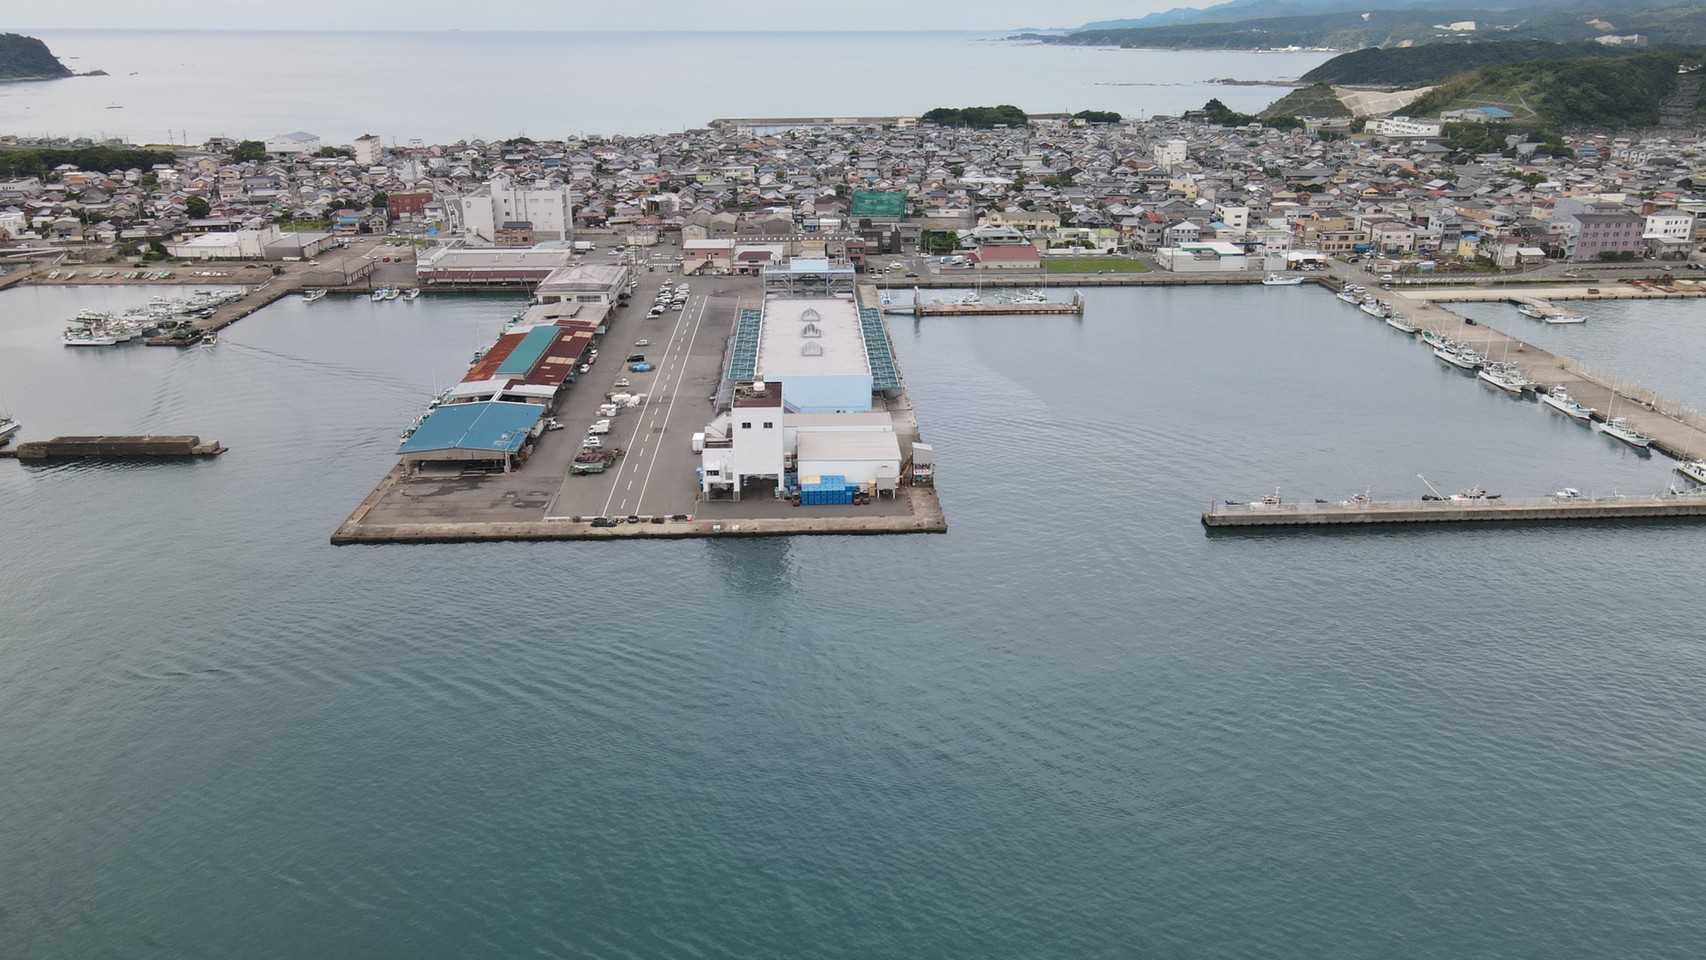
[1204,494,1706,528]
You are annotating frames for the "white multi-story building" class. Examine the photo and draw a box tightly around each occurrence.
[1366,116,1443,139]
[352,134,383,166]
[460,176,574,244]
[264,131,321,156]
[1644,210,1695,241]
[1154,138,1188,168]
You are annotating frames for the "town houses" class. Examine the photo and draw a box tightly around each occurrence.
[5,113,1706,272]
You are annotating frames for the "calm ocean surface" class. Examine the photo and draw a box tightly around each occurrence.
[2,30,1331,142]
[4,283,1706,957]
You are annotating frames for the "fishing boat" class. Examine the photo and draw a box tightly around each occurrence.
[1384,311,1419,334]
[201,333,219,348]
[1676,459,1706,485]
[1539,385,1593,421]
[0,414,18,447]
[1516,302,1547,319]
[1419,329,1449,350]
[1541,311,1586,325]
[1433,344,1484,370]
[1476,361,1530,394]
[302,289,327,303]
[1599,416,1652,449]
[403,287,422,301]
[1359,297,1388,318]
[383,288,400,301]
[1262,274,1304,286]
[371,287,390,302]
[1336,287,1361,304]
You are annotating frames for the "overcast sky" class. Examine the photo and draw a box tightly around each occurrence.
[11,0,1210,32]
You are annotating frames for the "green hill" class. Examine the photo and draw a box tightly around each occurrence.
[1404,50,1693,126]
[1300,41,1650,86]
[1035,1,1706,50]
[0,33,73,81]
[1260,82,1353,116]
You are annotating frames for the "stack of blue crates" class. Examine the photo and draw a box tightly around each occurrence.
[799,475,858,506]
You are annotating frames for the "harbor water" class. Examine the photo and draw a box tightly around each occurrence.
[4,283,1706,958]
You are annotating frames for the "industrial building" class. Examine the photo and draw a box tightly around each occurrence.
[415,245,570,285]
[535,263,631,309]
[397,317,598,473]
[460,176,574,244]
[397,401,546,473]
[700,257,913,501]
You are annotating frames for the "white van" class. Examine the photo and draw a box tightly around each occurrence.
[588,419,611,435]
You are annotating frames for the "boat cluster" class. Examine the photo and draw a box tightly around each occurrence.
[1515,301,1586,324]
[61,290,243,347]
[1332,280,1706,469]
[370,286,421,302]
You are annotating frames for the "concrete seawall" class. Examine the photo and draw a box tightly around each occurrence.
[1204,495,1706,528]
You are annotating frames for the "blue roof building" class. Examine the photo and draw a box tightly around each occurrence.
[397,400,544,472]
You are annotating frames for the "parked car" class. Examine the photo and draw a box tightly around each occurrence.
[613,378,631,389]
[626,354,646,363]
[630,363,653,372]
[634,339,649,346]
[590,516,618,527]
[581,436,602,449]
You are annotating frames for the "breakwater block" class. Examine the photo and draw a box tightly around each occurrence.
[12,435,226,461]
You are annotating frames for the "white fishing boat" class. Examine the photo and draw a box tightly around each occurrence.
[1384,312,1419,334]
[403,287,422,301]
[1262,274,1304,286]
[1516,302,1547,319]
[1336,287,1361,304]
[0,414,18,447]
[1359,297,1388,318]
[383,288,400,301]
[1476,362,1529,394]
[302,289,327,303]
[1541,311,1586,325]
[1433,344,1484,370]
[371,287,390,302]
[1599,416,1652,449]
[1676,459,1706,485]
[1539,385,1593,421]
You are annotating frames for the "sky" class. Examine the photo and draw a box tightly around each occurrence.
[8,0,1213,33]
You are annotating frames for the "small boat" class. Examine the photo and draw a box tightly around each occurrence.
[201,333,218,348]
[1450,487,1500,501]
[1476,361,1532,394]
[1359,298,1388,318]
[1676,459,1706,485]
[1541,311,1586,325]
[1599,416,1652,449]
[1419,329,1449,350]
[1336,288,1361,304]
[1516,302,1547,319]
[302,289,327,303]
[383,288,400,301]
[1539,385,1594,421]
[1384,312,1419,334]
[1434,344,1484,370]
[63,329,121,346]
[403,287,421,301]
[371,288,390,302]
[0,414,18,447]
[1262,274,1304,286]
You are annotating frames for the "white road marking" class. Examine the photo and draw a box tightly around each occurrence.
[596,294,701,518]
[633,295,711,512]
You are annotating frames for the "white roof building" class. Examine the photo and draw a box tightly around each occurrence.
[755,298,872,414]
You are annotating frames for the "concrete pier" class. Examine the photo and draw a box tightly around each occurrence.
[1203,494,1706,528]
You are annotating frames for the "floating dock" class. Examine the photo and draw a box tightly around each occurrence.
[913,292,1085,318]
[1202,494,1706,529]
[5,435,226,461]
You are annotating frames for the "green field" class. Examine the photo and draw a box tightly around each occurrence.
[1043,257,1149,274]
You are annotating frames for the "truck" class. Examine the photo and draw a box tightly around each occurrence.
[598,403,620,418]
[570,449,619,474]
[588,419,611,435]
[573,241,596,252]
[691,432,705,453]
